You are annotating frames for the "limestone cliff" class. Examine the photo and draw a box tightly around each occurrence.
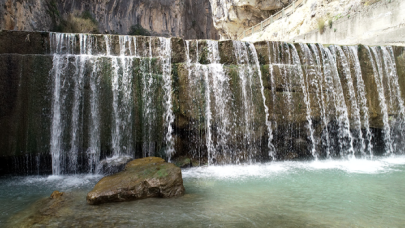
[0,0,219,39]
[209,0,292,39]
[243,0,405,46]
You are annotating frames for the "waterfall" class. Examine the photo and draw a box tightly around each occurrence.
[160,37,175,161]
[322,46,355,156]
[88,57,101,173]
[250,43,276,159]
[184,40,232,164]
[291,45,316,159]
[380,47,405,152]
[108,35,135,157]
[347,46,373,157]
[42,32,405,175]
[333,45,365,157]
[266,42,279,159]
[368,46,393,154]
[50,33,77,175]
[48,33,175,174]
[208,41,232,163]
[299,44,331,158]
[233,41,260,162]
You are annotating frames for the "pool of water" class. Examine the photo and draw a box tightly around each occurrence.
[1,156,405,227]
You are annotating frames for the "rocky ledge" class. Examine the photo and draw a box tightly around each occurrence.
[87,157,185,205]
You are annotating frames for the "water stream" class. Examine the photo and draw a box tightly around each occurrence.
[2,156,405,227]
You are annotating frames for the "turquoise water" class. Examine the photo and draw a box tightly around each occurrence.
[1,156,405,227]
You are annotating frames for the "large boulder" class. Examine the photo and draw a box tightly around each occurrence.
[87,157,185,205]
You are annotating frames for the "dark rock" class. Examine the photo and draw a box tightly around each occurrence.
[96,156,133,175]
[172,156,193,168]
[311,2,317,17]
[87,157,185,205]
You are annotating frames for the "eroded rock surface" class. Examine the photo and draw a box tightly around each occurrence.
[0,0,218,39]
[87,157,185,205]
[210,0,292,39]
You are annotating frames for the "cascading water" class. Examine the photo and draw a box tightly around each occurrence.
[322,46,355,157]
[368,46,394,154]
[233,41,262,163]
[299,44,330,157]
[108,36,135,158]
[250,43,276,159]
[48,33,175,175]
[333,45,365,157]
[160,37,175,161]
[380,47,405,152]
[43,32,405,175]
[291,45,316,159]
[346,46,373,157]
[184,40,232,164]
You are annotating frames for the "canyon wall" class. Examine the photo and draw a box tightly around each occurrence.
[243,0,405,47]
[0,0,218,39]
[210,0,292,39]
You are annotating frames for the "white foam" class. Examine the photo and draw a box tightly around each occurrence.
[4,174,103,191]
[183,155,405,179]
[306,158,389,174]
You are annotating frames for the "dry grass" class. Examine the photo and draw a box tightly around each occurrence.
[61,13,99,34]
[317,18,326,34]
[363,0,382,6]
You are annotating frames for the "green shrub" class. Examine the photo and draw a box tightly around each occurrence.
[81,11,98,25]
[128,24,150,36]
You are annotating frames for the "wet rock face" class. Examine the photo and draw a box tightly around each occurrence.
[0,0,218,39]
[87,157,185,205]
[96,156,133,175]
[209,0,291,39]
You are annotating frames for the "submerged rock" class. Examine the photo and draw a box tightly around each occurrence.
[87,157,185,205]
[7,190,73,227]
[50,190,64,199]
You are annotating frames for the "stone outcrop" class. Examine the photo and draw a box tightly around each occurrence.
[209,0,291,39]
[0,0,218,39]
[87,157,185,205]
[244,0,405,47]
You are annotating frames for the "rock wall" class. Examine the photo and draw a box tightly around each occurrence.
[210,0,292,39]
[292,0,405,46]
[0,0,219,39]
[244,0,405,47]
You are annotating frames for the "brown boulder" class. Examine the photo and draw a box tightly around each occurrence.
[86,157,185,205]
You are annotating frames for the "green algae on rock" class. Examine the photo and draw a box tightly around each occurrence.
[86,157,185,205]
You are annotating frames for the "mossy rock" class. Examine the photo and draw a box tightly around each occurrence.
[87,157,185,205]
